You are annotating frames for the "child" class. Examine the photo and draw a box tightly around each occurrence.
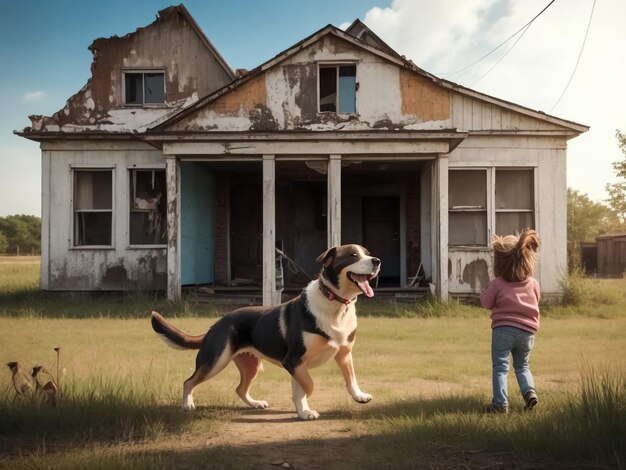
[481,229,541,413]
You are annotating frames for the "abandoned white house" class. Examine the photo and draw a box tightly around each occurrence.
[17,5,588,304]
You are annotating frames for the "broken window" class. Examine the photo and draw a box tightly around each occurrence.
[449,169,487,246]
[319,64,357,113]
[74,170,113,246]
[129,170,167,245]
[495,169,534,236]
[124,71,165,105]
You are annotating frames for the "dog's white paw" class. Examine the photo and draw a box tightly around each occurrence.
[298,409,320,420]
[249,399,269,409]
[182,403,196,411]
[353,392,373,403]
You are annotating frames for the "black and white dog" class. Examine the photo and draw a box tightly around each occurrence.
[151,244,380,420]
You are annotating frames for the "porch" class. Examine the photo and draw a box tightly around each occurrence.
[152,131,466,305]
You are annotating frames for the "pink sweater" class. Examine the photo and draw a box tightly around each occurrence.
[480,277,541,334]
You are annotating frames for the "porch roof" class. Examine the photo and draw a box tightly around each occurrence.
[143,129,468,157]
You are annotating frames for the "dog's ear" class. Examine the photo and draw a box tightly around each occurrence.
[316,247,337,267]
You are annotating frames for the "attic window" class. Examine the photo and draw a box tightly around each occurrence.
[319,64,357,113]
[124,71,165,105]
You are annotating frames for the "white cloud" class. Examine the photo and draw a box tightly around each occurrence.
[23,91,46,102]
[361,0,626,202]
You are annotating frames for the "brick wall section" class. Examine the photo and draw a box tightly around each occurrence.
[404,173,421,280]
[213,172,230,285]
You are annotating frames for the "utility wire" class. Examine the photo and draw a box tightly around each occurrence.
[469,21,532,87]
[549,0,596,113]
[437,0,556,78]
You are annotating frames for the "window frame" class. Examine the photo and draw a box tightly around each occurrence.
[122,69,166,107]
[317,62,358,115]
[448,168,490,247]
[494,167,536,237]
[71,166,115,249]
[127,166,167,249]
[448,166,537,249]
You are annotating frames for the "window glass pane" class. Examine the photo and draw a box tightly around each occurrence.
[449,170,486,208]
[496,212,534,236]
[449,212,487,245]
[144,73,164,104]
[75,212,112,246]
[125,73,143,105]
[75,171,112,210]
[495,169,533,209]
[130,170,167,244]
[319,67,337,112]
[338,65,356,113]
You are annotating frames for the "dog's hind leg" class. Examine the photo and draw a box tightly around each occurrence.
[182,346,232,411]
[233,353,268,409]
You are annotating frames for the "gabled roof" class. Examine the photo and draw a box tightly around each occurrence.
[168,4,235,80]
[152,19,588,134]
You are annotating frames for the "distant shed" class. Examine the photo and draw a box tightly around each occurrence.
[596,230,626,277]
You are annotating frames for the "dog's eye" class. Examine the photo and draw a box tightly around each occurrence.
[352,253,358,257]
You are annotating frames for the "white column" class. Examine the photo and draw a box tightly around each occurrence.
[41,150,50,289]
[327,154,341,248]
[435,154,449,301]
[262,155,277,306]
[165,156,181,301]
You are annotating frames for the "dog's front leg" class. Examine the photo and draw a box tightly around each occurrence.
[284,358,319,420]
[335,346,372,403]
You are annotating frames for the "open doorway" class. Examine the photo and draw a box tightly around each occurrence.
[362,196,400,286]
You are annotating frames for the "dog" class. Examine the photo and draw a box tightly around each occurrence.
[151,244,380,420]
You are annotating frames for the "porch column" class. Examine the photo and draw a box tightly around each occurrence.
[262,155,278,306]
[435,154,449,300]
[165,156,181,301]
[327,154,341,248]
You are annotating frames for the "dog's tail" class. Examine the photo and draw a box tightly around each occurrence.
[151,311,205,350]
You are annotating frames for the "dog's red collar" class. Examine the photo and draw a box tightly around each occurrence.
[318,281,354,305]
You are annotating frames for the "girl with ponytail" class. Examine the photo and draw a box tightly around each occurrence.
[481,229,541,413]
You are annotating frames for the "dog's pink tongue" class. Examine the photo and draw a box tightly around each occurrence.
[355,274,374,297]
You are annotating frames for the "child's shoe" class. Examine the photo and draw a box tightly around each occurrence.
[523,390,538,411]
[485,403,508,414]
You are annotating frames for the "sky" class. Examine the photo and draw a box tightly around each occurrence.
[0,0,624,216]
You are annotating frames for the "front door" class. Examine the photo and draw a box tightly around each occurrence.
[362,196,400,285]
[181,163,214,286]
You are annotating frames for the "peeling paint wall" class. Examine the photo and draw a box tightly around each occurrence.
[42,141,167,291]
[169,35,453,132]
[28,7,232,134]
[448,135,568,296]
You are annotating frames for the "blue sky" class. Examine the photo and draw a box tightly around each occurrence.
[1,0,624,216]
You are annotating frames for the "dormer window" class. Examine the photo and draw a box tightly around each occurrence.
[319,64,357,114]
[124,71,165,106]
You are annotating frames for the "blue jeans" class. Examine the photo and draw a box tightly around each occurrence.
[491,326,536,408]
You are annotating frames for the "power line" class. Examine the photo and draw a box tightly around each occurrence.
[469,22,532,87]
[549,0,596,113]
[437,0,556,78]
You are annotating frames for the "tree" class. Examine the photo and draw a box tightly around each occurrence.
[0,232,8,254]
[567,188,618,244]
[0,215,41,255]
[606,130,626,223]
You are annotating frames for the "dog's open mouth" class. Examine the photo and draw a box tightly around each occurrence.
[348,269,379,298]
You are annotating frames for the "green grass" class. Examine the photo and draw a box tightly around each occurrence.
[1,257,625,468]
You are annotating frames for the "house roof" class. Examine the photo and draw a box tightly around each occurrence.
[151,19,588,134]
[596,229,626,240]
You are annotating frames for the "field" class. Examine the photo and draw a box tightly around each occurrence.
[0,257,624,469]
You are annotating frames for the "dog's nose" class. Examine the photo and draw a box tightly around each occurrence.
[371,257,381,267]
